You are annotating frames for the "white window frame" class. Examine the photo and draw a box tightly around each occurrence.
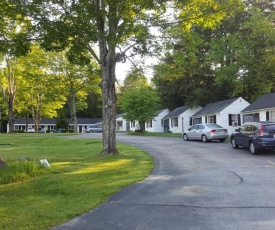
[172,117,178,127]
[271,111,275,121]
[208,115,215,123]
[146,120,152,128]
[231,114,239,126]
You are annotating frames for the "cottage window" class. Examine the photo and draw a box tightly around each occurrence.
[131,121,135,128]
[229,114,241,126]
[172,117,178,127]
[146,120,152,128]
[208,115,216,123]
[270,111,275,121]
[192,118,202,125]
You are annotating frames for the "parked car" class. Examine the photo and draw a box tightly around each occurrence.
[27,127,35,133]
[85,125,102,133]
[183,123,229,143]
[231,121,275,155]
[38,128,46,133]
[48,128,66,133]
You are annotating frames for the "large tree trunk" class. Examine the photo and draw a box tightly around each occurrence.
[96,1,118,155]
[8,95,14,133]
[68,95,78,132]
[101,55,118,155]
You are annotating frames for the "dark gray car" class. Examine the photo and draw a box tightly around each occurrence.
[231,121,275,155]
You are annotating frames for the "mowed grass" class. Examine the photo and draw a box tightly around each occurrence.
[0,134,154,230]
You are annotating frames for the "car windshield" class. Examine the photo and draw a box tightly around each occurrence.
[206,124,223,129]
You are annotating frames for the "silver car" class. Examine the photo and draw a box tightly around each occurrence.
[85,124,103,133]
[183,123,229,143]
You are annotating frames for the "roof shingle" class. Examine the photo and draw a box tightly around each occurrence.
[164,106,189,119]
[242,93,275,112]
[192,98,239,117]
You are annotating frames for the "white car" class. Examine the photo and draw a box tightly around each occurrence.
[27,128,35,133]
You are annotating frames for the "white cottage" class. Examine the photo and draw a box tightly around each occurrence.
[163,106,202,134]
[241,93,275,122]
[125,109,170,132]
[116,113,130,131]
[145,109,170,132]
[191,97,250,134]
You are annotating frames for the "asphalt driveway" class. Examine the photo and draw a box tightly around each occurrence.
[53,133,275,230]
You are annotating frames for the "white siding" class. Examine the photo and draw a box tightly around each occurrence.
[271,110,275,121]
[169,107,202,133]
[116,116,129,132]
[145,109,170,132]
[259,111,267,121]
[219,97,250,134]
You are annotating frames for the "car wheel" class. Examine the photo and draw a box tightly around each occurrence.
[219,139,225,143]
[201,135,208,143]
[183,134,189,141]
[91,130,94,133]
[249,141,258,155]
[231,138,239,149]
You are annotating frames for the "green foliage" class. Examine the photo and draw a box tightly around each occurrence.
[207,4,275,102]
[0,160,48,185]
[56,118,69,131]
[120,85,160,130]
[153,1,275,108]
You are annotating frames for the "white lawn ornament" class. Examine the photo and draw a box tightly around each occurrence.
[40,159,51,168]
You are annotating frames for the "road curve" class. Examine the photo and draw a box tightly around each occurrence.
[53,133,275,230]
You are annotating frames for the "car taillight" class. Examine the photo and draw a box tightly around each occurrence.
[224,129,228,133]
[210,130,216,133]
[257,124,264,136]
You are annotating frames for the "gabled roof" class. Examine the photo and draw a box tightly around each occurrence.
[155,109,168,115]
[14,118,102,125]
[14,118,57,125]
[77,118,102,124]
[117,109,168,120]
[192,97,239,117]
[116,113,126,119]
[164,106,189,119]
[242,93,275,112]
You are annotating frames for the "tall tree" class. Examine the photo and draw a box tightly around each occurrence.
[207,3,275,102]
[17,46,67,131]
[120,69,159,131]
[151,0,245,109]
[0,55,18,132]
[5,0,168,155]
[49,54,101,132]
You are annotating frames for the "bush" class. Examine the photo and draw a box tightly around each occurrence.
[14,130,25,133]
[0,159,49,185]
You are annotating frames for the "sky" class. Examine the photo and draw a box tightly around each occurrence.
[116,56,159,83]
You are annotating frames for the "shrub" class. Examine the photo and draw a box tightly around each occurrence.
[0,159,49,185]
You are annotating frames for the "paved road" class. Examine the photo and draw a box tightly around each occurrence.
[53,133,275,230]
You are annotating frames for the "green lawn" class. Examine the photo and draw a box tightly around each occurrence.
[0,133,154,230]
